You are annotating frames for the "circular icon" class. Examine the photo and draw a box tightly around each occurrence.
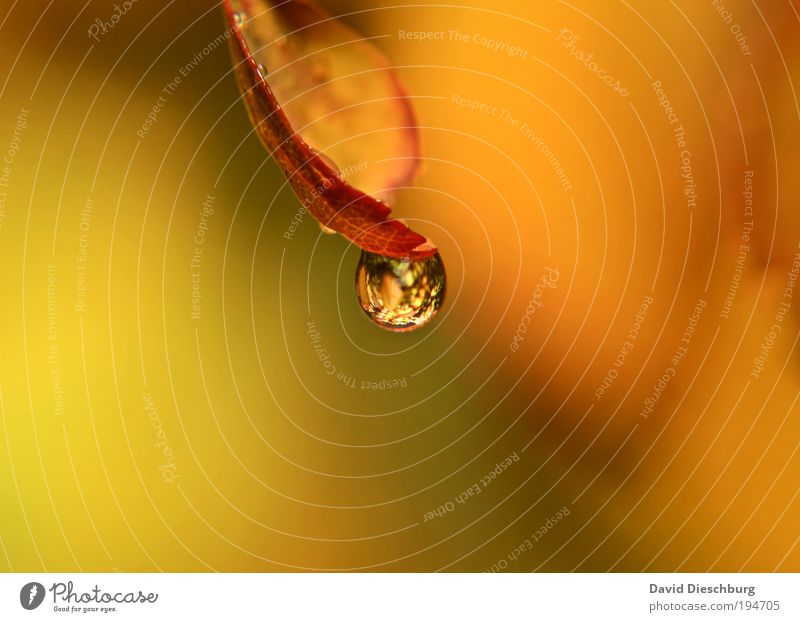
[19,582,45,610]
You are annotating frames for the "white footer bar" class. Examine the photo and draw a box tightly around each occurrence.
[0,573,796,620]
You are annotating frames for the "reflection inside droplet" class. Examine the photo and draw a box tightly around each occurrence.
[355,250,446,331]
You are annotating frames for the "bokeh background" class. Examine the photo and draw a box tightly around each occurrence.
[1,0,799,571]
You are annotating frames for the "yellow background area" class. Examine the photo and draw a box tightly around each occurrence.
[0,0,798,571]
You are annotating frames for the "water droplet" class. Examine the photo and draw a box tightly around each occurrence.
[257,64,268,78]
[233,12,245,27]
[319,222,336,234]
[355,250,446,332]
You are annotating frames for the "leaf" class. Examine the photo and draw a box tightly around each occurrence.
[223,0,437,260]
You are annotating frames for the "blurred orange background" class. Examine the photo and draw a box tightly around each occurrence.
[0,0,798,571]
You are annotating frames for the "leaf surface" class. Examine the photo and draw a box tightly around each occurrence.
[224,0,436,259]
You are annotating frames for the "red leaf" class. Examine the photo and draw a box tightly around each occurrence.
[223,0,437,260]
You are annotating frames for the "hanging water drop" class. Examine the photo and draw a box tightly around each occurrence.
[355,250,446,331]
